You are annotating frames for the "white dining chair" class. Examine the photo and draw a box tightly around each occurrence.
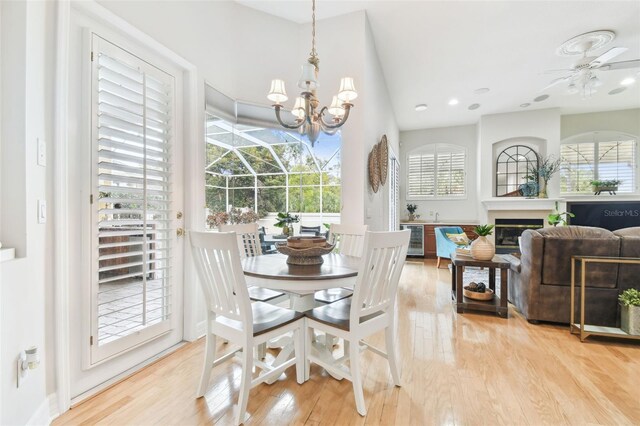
[190,231,305,425]
[219,223,287,304]
[315,223,368,304]
[304,229,410,416]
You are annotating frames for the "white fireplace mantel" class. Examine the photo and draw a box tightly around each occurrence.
[481,198,562,211]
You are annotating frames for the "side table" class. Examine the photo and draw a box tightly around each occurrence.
[451,252,510,318]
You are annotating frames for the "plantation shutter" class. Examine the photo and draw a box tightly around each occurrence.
[436,147,465,196]
[407,144,466,199]
[597,140,636,193]
[560,138,636,194]
[407,152,435,197]
[94,40,174,349]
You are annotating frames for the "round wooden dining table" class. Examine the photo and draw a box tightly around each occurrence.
[241,253,359,312]
[241,252,359,382]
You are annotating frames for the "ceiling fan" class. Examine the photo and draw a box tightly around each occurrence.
[543,30,640,96]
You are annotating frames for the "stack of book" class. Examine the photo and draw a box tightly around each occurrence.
[455,246,472,258]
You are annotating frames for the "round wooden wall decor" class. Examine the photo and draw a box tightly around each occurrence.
[368,144,380,193]
[378,134,388,186]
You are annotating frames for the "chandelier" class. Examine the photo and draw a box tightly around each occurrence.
[267,0,357,146]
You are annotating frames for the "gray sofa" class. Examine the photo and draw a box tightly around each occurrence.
[508,226,640,326]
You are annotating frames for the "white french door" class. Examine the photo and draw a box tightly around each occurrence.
[89,34,183,365]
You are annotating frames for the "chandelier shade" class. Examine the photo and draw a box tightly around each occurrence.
[267,0,357,146]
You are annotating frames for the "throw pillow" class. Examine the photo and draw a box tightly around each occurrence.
[446,232,470,246]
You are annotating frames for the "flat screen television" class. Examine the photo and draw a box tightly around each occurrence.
[568,201,640,231]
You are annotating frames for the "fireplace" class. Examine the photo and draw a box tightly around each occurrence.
[494,218,544,254]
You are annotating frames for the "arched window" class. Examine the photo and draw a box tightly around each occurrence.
[406,144,466,199]
[560,131,637,194]
[495,145,539,197]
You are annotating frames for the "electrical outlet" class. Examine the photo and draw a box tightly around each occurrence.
[428,210,434,217]
[37,138,46,166]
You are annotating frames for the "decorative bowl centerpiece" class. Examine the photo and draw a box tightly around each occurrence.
[463,282,494,301]
[276,236,335,265]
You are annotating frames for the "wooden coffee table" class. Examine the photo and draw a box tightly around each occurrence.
[450,252,510,318]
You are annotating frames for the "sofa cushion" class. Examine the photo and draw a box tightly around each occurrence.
[613,227,640,292]
[539,226,620,289]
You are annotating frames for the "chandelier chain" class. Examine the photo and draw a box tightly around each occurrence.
[309,0,319,69]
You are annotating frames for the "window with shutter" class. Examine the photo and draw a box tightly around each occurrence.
[92,36,175,362]
[406,144,466,199]
[560,133,636,194]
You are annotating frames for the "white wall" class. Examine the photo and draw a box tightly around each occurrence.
[561,108,640,140]
[399,124,478,222]
[362,16,399,231]
[0,1,55,424]
[477,108,561,222]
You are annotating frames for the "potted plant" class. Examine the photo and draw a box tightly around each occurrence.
[547,201,575,226]
[407,203,418,221]
[470,224,495,261]
[619,288,640,335]
[274,212,300,237]
[590,179,621,195]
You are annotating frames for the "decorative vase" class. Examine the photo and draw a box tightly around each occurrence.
[470,236,495,261]
[621,304,640,335]
[408,213,415,221]
[538,180,548,198]
[282,225,291,236]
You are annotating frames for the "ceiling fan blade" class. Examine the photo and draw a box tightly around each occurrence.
[542,75,572,91]
[591,47,628,66]
[599,59,640,71]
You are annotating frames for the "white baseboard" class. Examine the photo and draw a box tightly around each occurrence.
[26,393,58,426]
[48,393,60,424]
[195,320,207,339]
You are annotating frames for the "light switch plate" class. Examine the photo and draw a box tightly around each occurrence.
[37,138,46,166]
[37,200,46,224]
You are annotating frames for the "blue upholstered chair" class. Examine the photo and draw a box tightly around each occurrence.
[435,226,464,268]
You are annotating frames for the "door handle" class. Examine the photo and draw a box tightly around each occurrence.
[176,228,185,237]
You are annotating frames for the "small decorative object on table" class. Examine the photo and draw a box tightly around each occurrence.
[407,203,418,221]
[274,211,300,237]
[590,179,621,195]
[619,288,640,335]
[276,236,335,265]
[463,281,495,301]
[470,224,495,261]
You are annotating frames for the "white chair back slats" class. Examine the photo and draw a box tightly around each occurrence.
[329,223,368,257]
[219,223,261,258]
[189,231,251,323]
[351,230,410,321]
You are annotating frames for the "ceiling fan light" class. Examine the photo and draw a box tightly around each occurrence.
[589,75,603,87]
[567,83,579,94]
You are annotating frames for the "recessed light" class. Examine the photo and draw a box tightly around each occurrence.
[534,94,550,102]
[448,98,459,106]
[474,88,490,95]
[520,103,531,108]
[414,104,428,112]
[609,87,627,95]
[621,77,636,86]
[468,103,480,110]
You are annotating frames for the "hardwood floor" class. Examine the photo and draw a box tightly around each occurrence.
[54,259,640,425]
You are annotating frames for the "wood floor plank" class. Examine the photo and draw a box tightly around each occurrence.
[54,259,640,425]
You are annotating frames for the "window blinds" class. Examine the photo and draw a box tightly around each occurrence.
[407,145,466,198]
[96,50,173,346]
